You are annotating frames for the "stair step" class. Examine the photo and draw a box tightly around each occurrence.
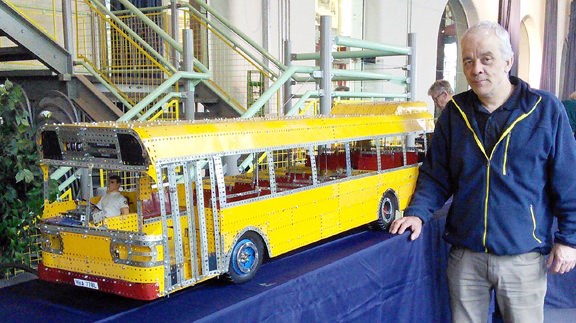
[0,46,35,62]
[72,74,124,121]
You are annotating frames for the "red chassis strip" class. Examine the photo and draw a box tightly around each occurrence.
[38,263,160,301]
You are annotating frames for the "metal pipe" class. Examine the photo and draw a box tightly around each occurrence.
[183,29,195,121]
[171,0,180,69]
[80,168,90,201]
[118,71,209,121]
[242,65,314,118]
[334,36,411,55]
[62,0,74,60]
[408,33,416,101]
[286,90,319,116]
[319,15,332,115]
[332,69,407,82]
[292,49,404,61]
[283,40,292,115]
[137,92,184,121]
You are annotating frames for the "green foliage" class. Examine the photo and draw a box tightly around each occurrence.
[0,79,42,277]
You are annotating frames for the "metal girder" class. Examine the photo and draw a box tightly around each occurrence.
[0,1,72,75]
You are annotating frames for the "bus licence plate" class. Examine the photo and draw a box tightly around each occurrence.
[74,278,99,290]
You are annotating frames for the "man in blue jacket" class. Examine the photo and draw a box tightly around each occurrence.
[390,21,576,322]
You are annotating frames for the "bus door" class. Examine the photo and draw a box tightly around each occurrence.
[155,159,221,293]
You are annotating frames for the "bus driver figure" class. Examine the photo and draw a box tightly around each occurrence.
[92,175,129,223]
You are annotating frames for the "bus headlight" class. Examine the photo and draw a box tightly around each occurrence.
[110,239,162,267]
[41,232,63,254]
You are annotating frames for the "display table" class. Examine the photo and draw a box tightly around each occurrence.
[1,210,574,322]
[0,215,450,322]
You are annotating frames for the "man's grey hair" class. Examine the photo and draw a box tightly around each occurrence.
[428,79,454,96]
[462,21,514,61]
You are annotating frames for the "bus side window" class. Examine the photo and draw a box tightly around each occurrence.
[311,142,347,182]
[224,151,272,203]
[353,139,381,172]
[274,147,314,191]
[224,147,316,200]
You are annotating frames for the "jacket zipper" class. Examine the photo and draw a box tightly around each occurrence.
[503,134,511,175]
[452,97,542,252]
[529,204,542,243]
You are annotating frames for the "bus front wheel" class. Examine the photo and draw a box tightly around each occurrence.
[377,191,399,230]
[226,231,264,284]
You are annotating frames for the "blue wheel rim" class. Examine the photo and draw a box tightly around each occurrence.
[232,238,259,275]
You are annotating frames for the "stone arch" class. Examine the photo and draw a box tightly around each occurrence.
[435,0,474,93]
[519,15,541,86]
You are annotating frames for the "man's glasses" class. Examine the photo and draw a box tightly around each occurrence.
[432,91,446,103]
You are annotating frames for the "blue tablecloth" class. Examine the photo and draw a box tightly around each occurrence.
[0,211,573,322]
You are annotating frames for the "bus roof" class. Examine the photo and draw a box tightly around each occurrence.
[331,101,429,115]
[40,106,433,167]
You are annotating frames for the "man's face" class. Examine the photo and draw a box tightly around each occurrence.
[461,31,513,102]
[432,91,451,110]
[107,179,120,192]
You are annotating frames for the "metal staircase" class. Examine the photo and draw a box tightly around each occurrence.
[0,1,123,123]
[0,1,72,76]
[0,0,251,123]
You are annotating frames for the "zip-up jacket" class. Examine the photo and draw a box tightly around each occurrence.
[405,77,576,255]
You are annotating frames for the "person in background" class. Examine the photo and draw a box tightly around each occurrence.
[428,79,454,120]
[92,175,129,223]
[562,91,576,138]
[390,21,576,322]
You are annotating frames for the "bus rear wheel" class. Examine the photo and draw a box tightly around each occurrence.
[226,231,264,284]
[377,191,399,230]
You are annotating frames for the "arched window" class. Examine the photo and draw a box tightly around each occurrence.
[435,1,468,93]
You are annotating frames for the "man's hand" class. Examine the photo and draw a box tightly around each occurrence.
[547,243,576,274]
[389,215,423,240]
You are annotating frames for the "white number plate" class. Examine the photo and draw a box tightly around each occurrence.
[74,278,99,290]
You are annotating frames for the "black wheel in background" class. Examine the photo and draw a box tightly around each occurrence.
[377,190,399,230]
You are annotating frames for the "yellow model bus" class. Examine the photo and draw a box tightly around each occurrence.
[37,102,434,300]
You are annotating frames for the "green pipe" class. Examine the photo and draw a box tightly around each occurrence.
[50,166,71,180]
[119,71,209,121]
[137,92,185,121]
[332,69,407,82]
[330,92,409,98]
[334,36,411,55]
[242,65,315,118]
[291,91,409,99]
[58,171,78,192]
[292,49,402,61]
[286,90,318,116]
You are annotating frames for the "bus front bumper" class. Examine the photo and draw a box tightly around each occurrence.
[38,263,161,301]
